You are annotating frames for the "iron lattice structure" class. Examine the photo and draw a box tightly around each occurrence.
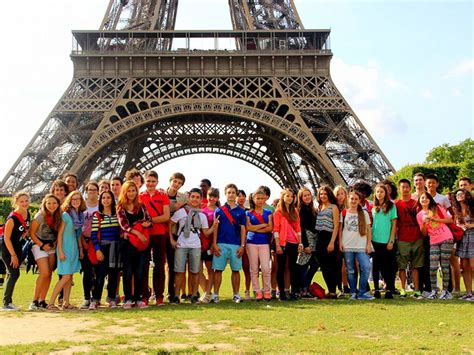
[0,0,394,196]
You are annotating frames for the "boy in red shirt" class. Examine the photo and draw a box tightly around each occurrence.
[140,170,170,306]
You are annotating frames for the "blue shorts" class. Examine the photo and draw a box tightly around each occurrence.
[174,247,201,273]
[212,243,242,272]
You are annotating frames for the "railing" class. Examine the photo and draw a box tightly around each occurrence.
[71,29,332,55]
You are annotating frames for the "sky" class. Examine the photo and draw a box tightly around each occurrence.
[0,0,472,199]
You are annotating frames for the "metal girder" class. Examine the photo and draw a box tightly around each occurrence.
[229,0,304,30]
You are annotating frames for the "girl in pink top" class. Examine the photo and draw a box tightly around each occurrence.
[416,192,454,300]
[273,188,302,301]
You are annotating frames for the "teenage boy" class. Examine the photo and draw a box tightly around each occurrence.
[425,173,460,295]
[200,179,212,209]
[110,176,123,202]
[412,173,426,200]
[458,176,472,193]
[140,170,170,306]
[166,172,188,302]
[211,183,247,303]
[169,188,217,304]
[395,179,424,298]
[63,173,79,193]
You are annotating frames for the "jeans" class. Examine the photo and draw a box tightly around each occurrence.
[123,242,146,302]
[277,242,299,296]
[142,234,167,301]
[0,247,20,306]
[92,244,119,302]
[344,251,371,296]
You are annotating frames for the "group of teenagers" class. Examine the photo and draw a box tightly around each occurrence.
[0,169,473,311]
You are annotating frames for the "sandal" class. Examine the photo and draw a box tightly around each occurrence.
[62,304,77,310]
[46,304,60,311]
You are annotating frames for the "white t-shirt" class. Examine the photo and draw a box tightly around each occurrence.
[341,210,371,252]
[171,208,208,249]
[82,203,99,238]
[433,193,451,210]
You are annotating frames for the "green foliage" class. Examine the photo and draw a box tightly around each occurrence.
[0,197,39,224]
[457,156,474,188]
[389,164,461,194]
[425,138,473,164]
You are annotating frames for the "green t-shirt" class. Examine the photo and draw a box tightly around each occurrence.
[371,205,397,244]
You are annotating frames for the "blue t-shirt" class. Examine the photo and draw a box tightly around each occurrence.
[215,203,246,245]
[246,209,272,245]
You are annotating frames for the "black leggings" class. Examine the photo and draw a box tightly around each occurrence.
[80,250,94,302]
[372,241,397,292]
[277,242,299,296]
[315,230,339,293]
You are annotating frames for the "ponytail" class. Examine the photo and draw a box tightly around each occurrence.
[357,204,367,236]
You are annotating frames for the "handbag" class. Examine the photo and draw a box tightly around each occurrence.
[309,282,326,299]
[437,207,464,242]
[127,222,150,251]
[87,212,101,265]
[296,251,311,266]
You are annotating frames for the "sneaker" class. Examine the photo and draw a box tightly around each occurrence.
[349,293,357,300]
[263,291,272,301]
[108,301,117,309]
[156,297,165,306]
[244,290,251,301]
[210,294,219,304]
[123,300,133,309]
[337,291,346,299]
[191,295,199,304]
[29,301,40,311]
[88,301,98,310]
[284,290,291,300]
[181,294,187,301]
[413,291,422,299]
[461,293,473,300]
[80,300,91,310]
[200,293,211,304]
[343,286,351,294]
[290,293,300,301]
[399,289,407,298]
[425,290,437,300]
[115,295,122,305]
[2,303,20,311]
[271,289,277,300]
[171,296,180,305]
[385,291,393,299]
[136,301,148,309]
[439,290,453,300]
[374,290,381,299]
[255,290,263,301]
[421,291,432,298]
[38,301,48,309]
[358,293,375,300]
[141,298,149,306]
[233,294,242,303]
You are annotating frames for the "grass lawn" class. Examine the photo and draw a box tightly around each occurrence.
[0,270,473,353]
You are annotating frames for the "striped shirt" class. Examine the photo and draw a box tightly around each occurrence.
[91,213,121,251]
[315,204,336,232]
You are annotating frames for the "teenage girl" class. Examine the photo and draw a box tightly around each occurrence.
[371,183,398,299]
[416,192,454,300]
[47,191,84,310]
[315,186,340,298]
[296,187,317,296]
[0,192,30,311]
[246,190,273,301]
[29,194,62,310]
[117,181,152,309]
[200,187,220,303]
[273,188,302,300]
[89,191,122,309]
[339,190,374,300]
[452,189,474,301]
[334,185,349,296]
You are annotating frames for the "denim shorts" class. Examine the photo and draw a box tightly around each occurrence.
[174,247,201,273]
[31,244,56,260]
[212,243,242,272]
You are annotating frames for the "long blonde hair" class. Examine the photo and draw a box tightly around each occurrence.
[278,188,298,222]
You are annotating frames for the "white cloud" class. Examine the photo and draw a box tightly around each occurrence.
[330,57,408,137]
[451,88,462,97]
[444,59,474,78]
[422,89,433,99]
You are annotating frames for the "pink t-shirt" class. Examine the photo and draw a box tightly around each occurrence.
[416,207,453,245]
[286,222,299,244]
[202,206,215,226]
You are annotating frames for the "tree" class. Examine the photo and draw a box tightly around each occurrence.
[425,138,473,164]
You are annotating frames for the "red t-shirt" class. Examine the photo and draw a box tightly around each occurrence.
[140,190,170,235]
[395,199,422,242]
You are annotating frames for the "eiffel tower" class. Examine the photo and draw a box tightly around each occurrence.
[0,0,394,196]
